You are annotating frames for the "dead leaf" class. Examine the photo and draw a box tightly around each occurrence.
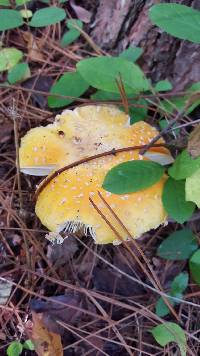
[23,32,44,62]
[187,124,200,158]
[47,236,78,266]
[30,294,82,335]
[70,1,92,23]
[31,312,63,356]
[23,76,53,108]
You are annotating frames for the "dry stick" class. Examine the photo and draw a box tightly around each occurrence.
[58,321,110,356]
[84,293,133,356]
[0,192,59,279]
[10,99,23,212]
[0,277,108,323]
[0,83,192,104]
[6,100,32,275]
[14,263,200,311]
[90,194,179,322]
[35,143,165,199]
[116,75,129,116]
[72,23,104,56]
[63,313,161,355]
[62,321,156,356]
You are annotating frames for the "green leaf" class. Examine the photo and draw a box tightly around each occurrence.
[169,150,200,180]
[102,160,164,194]
[77,56,149,93]
[0,48,23,72]
[156,273,188,317]
[162,178,195,223]
[8,62,30,84]
[0,0,10,5]
[61,29,80,47]
[23,339,35,351]
[151,322,187,356]
[157,228,198,261]
[171,272,188,298]
[149,3,200,43]
[156,297,172,318]
[154,80,172,92]
[129,98,148,123]
[91,90,121,101]
[0,10,23,31]
[189,250,200,284]
[119,46,143,62]
[185,168,200,208]
[7,341,23,356]
[48,71,89,108]
[29,7,66,27]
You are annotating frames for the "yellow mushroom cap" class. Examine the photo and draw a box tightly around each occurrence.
[20,104,172,244]
[19,105,170,175]
[36,151,167,244]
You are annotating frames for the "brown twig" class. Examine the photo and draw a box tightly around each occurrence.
[35,143,166,199]
[115,74,129,116]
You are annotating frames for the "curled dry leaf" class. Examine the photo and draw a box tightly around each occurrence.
[70,1,92,23]
[31,312,63,356]
[23,32,44,62]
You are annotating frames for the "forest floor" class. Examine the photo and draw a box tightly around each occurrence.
[0,1,200,356]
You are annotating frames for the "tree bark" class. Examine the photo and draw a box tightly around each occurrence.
[89,0,200,91]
